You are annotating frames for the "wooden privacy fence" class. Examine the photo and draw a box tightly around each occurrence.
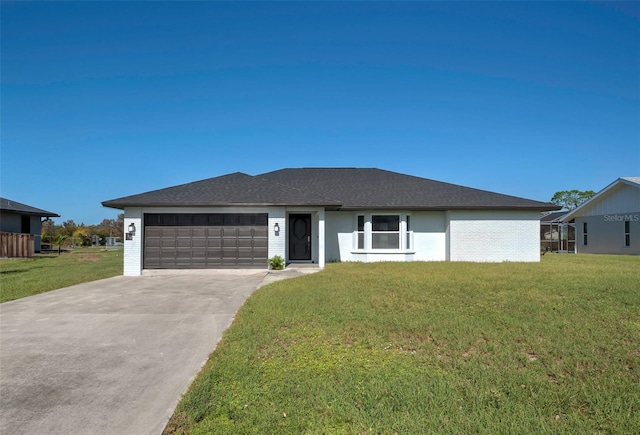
[1,232,35,258]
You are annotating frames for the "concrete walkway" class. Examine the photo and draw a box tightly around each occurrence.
[0,268,316,435]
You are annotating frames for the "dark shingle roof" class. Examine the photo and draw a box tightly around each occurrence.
[540,211,567,222]
[102,168,559,211]
[0,197,59,217]
[102,172,341,209]
[259,168,559,210]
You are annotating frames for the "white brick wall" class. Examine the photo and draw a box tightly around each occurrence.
[448,210,540,262]
[123,208,143,276]
[268,207,286,259]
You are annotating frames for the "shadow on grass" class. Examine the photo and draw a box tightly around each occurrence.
[0,269,26,275]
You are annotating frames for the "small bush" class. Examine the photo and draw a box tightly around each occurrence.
[268,255,285,270]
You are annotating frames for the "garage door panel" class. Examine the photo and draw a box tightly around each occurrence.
[253,238,268,248]
[145,239,161,248]
[237,239,253,248]
[177,228,192,237]
[160,238,177,249]
[160,228,177,237]
[253,247,268,257]
[207,239,222,248]
[253,227,268,237]
[191,228,206,237]
[222,227,237,237]
[237,228,253,237]
[176,250,192,259]
[145,228,162,238]
[207,227,222,237]
[191,239,206,248]
[190,253,207,262]
[222,248,237,258]
[144,214,268,269]
[176,239,192,248]
[222,239,237,248]
[161,239,176,248]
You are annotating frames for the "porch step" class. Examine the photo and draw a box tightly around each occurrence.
[285,263,319,269]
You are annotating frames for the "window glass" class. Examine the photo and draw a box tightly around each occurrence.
[372,215,399,231]
[625,221,630,247]
[583,222,588,246]
[372,233,400,249]
[357,215,365,249]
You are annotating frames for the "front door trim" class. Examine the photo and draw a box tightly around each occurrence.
[288,213,312,261]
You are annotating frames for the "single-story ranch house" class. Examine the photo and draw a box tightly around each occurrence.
[1,197,59,253]
[102,168,560,276]
[561,177,639,255]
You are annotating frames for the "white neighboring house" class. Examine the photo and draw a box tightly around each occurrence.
[561,177,640,255]
[102,168,559,276]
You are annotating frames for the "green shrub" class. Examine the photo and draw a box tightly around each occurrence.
[268,255,285,270]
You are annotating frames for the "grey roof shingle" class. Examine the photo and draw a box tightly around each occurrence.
[540,211,567,222]
[102,168,559,211]
[0,197,59,217]
[101,172,341,209]
[259,168,558,210]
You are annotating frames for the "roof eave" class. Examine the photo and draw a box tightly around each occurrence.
[102,201,342,209]
[338,205,561,211]
[0,209,60,217]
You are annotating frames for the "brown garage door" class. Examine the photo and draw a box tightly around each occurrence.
[144,213,268,269]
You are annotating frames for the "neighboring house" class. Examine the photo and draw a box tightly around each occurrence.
[102,168,560,276]
[0,197,59,252]
[561,177,640,255]
[540,211,573,253]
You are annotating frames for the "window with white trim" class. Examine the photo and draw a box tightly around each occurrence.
[372,215,400,249]
[624,221,630,247]
[357,215,365,249]
[354,214,412,251]
[583,222,588,246]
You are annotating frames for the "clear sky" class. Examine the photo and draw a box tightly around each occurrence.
[2,1,638,224]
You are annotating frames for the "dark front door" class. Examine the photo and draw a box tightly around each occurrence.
[289,214,311,261]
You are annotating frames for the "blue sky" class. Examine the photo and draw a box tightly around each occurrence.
[2,1,638,224]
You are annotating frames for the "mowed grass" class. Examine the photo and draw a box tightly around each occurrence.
[166,255,640,434]
[0,247,123,303]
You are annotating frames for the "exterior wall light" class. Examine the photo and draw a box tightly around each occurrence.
[274,223,280,233]
[128,223,136,235]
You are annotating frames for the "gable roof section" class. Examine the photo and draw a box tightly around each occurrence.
[102,172,341,209]
[561,177,640,222]
[259,168,558,210]
[103,168,559,211]
[0,197,59,217]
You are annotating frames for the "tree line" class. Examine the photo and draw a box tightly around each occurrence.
[41,214,124,247]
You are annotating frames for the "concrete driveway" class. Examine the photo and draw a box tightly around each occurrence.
[0,269,286,435]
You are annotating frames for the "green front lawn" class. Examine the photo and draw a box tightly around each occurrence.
[165,255,640,434]
[0,247,123,303]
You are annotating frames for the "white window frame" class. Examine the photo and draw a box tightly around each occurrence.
[353,213,413,252]
[624,220,630,247]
